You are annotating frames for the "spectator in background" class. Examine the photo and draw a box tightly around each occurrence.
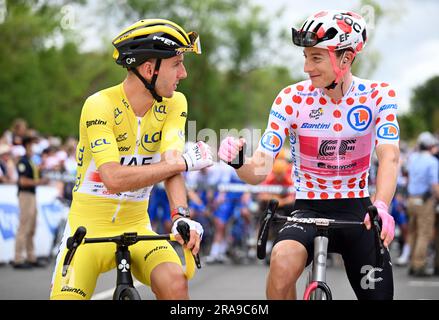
[394,153,410,266]
[148,183,172,234]
[13,136,49,269]
[62,137,78,177]
[11,118,28,146]
[432,138,439,275]
[61,139,78,204]
[258,157,295,213]
[392,193,410,266]
[0,144,17,184]
[205,162,248,264]
[257,157,295,264]
[406,132,439,277]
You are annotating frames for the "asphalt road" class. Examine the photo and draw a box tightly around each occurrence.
[1,252,439,300]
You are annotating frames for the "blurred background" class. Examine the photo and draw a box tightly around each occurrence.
[1,0,438,140]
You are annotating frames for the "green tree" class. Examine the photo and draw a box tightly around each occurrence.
[397,113,427,141]
[0,0,123,138]
[409,75,439,134]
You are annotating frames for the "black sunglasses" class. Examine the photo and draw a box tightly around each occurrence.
[291,28,319,47]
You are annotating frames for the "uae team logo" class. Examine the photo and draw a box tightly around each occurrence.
[347,105,372,131]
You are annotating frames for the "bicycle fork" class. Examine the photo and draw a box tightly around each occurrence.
[303,232,332,300]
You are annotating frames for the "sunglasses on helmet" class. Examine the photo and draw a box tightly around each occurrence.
[175,31,202,54]
[291,28,320,47]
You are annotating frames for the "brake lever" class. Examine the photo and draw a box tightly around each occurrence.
[62,226,87,276]
[367,206,385,268]
[257,199,279,259]
[176,221,202,269]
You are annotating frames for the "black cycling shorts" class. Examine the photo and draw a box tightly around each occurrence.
[273,197,394,300]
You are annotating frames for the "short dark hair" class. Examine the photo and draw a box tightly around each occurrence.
[419,143,434,151]
[22,136,37,147]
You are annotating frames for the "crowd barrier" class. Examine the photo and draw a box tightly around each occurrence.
[0,185,69,264]
[0,180,377,264]
[217,183,294,194]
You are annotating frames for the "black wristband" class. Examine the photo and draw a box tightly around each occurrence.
[227,143,246,169]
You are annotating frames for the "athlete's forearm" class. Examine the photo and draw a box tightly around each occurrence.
[165,173,188,221]
[236,162,263,185]
[236,151,274,185]
[374,146,400,206]
[99,159,186,194]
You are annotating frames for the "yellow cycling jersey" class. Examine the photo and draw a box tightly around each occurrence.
[71,83,187,221]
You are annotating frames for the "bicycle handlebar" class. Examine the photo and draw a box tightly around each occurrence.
[256,199,279,259]
[62,221,200,280]
[256,200,385,268]
[367,205,385,268]
[62,226,86,276]
[176,221,202,269]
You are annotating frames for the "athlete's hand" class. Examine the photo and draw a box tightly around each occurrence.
[171,217,204,255]
[218,137,246,168]
[182,141,213,171]
[364,200,395,248]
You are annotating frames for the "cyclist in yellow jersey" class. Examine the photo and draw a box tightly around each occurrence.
[50,19,213,300]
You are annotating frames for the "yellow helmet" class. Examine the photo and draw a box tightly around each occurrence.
[112,19,201,68]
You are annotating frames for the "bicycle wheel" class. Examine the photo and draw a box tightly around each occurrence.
[117,287,141,300]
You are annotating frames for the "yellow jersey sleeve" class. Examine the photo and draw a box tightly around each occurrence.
[160,92,187,154]
[81,92,119,168]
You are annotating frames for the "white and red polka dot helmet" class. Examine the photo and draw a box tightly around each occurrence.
[292,9,367,53]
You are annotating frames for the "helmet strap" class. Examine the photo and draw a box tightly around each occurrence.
[130,58,163,102]
[325,50,352,91]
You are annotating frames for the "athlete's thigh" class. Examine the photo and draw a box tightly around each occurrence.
[130,226,182,287]
[50,218,115,300]
[341,226,394,300]
[273,210,318,266]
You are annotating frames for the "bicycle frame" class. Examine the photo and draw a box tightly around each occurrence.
[304,228,332,300]
[62,222,200,300]
[257,199,384,300]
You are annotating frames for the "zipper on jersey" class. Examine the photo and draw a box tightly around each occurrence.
[135,117,141,154]
[111,117,142,223]
[111,202,122,223]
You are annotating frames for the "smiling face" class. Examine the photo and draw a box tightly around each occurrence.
[154,55,188,98]
[303,47,338,89]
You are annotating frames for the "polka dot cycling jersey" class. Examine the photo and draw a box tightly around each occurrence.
[256,76,399,200]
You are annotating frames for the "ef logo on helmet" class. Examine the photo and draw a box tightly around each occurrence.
[261,131,283,153]
[347,105,372,131]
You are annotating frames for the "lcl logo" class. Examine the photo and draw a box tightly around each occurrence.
[141,131,162,152]
[155,105,167,114]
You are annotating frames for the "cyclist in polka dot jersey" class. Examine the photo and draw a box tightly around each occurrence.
[266,77,398,201]
[218,10,399,299]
